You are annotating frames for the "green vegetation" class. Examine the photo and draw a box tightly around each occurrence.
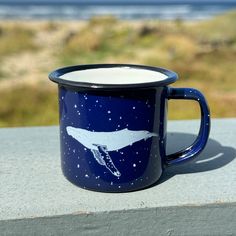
[0,85,58,127]
[0,11,236,127]
[0,24,37,57]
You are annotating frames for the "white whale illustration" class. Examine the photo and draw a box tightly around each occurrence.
[66,126,158,177]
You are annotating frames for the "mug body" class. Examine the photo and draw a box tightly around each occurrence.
[59,86,167,192]
[49,64,178,192]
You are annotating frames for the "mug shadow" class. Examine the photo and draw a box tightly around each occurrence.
[156,132,236,185]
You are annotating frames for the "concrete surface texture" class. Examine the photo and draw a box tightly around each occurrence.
[0,119,235,235]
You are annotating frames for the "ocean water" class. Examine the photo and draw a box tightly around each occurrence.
[0,1,236,20]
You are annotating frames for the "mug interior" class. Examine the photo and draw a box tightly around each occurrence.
[59,67,168,85]
[49,64,178,89]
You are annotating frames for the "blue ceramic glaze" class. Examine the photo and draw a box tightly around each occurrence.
[49,64,210,192]
[166,87,210,166]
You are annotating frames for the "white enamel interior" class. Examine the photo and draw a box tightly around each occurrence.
[59,67,168,85]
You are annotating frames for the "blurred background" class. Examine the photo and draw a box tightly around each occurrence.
[0,0,235,127]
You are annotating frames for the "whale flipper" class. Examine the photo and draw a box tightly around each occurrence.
[92,144,121,177]
[91,149,106,166]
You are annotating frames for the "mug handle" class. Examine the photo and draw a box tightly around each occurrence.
[165,87,210,166]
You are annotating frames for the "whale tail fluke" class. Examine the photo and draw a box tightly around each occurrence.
[143,132,158,141]
[148,132,158,139]
[92,144,121,177]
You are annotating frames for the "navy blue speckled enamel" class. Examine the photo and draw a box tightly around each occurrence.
[49,64,210,192]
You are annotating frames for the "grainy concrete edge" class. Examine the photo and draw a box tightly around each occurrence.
[1,203,236,236]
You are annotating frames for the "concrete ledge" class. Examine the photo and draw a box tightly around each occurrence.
[0,119,236,235]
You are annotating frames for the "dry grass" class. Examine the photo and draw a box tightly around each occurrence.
[0,84,58,127]
[0,23,37,58]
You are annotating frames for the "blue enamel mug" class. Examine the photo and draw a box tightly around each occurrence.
[49,64,210,192]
